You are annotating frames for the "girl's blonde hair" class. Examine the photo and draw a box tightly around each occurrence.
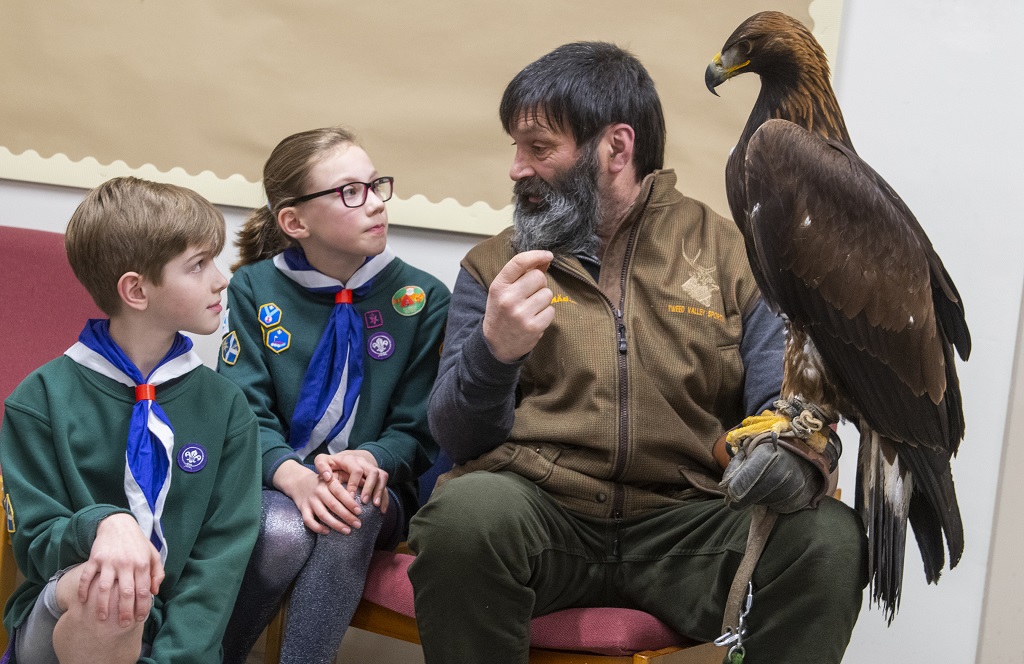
[234,127,358,270]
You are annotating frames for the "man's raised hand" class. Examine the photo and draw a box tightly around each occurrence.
[482,250,555,363]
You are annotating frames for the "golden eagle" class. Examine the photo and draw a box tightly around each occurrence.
[705,11,971,622]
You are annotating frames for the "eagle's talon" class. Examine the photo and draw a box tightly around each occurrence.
[725,411,794,445]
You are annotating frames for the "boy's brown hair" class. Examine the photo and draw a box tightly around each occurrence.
[65,176,226,314]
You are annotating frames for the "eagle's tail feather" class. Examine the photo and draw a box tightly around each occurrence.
[899,442,965,579]
[856,427,910,624]
[907,494,946,583]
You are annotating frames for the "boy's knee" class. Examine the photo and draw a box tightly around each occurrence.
[52,577,146,664]
[53,617,143,664]
[52,565,83,618]
[56,605,143,640]
[51,565,149,628]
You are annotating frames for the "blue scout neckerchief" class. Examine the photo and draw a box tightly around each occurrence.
[273,245,395,459]
[65,318,203,564]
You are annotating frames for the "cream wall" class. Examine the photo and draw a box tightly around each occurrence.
[2,0,1023,662]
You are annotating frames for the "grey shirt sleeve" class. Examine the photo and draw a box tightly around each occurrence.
[740,296,786,416]
[427,268,523,464]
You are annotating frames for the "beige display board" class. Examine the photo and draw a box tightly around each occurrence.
[0,1,842,236]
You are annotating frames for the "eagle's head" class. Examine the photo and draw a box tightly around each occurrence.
[705,11,827,95]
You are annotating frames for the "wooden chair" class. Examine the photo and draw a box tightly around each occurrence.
[0,477,19,655]
[263,452,724,664]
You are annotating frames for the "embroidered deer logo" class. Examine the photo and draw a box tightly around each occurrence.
[680,244,720,307]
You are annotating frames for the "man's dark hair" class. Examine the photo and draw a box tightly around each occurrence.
[499,41,666,179]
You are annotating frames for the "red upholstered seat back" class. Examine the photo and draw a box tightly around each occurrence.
[0,225,103,419]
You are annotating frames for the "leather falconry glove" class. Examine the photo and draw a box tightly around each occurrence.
[719,425,842,514]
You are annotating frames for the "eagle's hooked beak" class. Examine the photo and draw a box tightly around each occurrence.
[705,51,750,95]
[705,53,725,95]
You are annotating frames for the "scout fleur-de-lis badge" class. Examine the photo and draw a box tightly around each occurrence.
[177,443,208,473]
[367,331,395,360]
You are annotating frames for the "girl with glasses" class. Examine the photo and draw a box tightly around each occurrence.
[218,126,450,664]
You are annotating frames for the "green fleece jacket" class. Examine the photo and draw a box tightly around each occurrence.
[0,358,261,663]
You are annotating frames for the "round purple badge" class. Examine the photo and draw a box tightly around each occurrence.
[177,443,207,473]
[367,331,395,360]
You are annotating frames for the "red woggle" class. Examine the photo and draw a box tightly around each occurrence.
[136,384,156,402]
[336,289,353,305]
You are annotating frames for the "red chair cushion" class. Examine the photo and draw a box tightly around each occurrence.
[362,551,417,616]
[361,550,688,657]
[0,226,103,419]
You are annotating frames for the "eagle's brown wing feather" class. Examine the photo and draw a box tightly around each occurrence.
[741,118,966,614]
[739,119,967,453]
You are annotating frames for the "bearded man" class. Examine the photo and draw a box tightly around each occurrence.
[407,42,867,664]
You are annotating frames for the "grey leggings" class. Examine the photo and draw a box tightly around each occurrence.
[12,570,63,664]
[221,488,399,664]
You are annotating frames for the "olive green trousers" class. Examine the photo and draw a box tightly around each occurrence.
[408,471,866,664]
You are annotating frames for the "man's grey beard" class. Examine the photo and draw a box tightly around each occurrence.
[510,142,601,257]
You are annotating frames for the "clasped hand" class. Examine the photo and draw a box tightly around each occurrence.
[59,512,163,627]
[276,451,389,535]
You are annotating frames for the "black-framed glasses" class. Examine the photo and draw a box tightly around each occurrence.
[288,176,394,208]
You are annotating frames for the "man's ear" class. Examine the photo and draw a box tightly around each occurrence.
[604,123,635,175]
[117,272,148,312]
[277,207,310,240]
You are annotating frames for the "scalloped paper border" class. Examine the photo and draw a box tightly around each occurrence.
[0,146,514,236]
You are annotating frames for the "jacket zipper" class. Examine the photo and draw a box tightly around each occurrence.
[610,190,650,492]
[610,222,640,525]
[552,185,653,526]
